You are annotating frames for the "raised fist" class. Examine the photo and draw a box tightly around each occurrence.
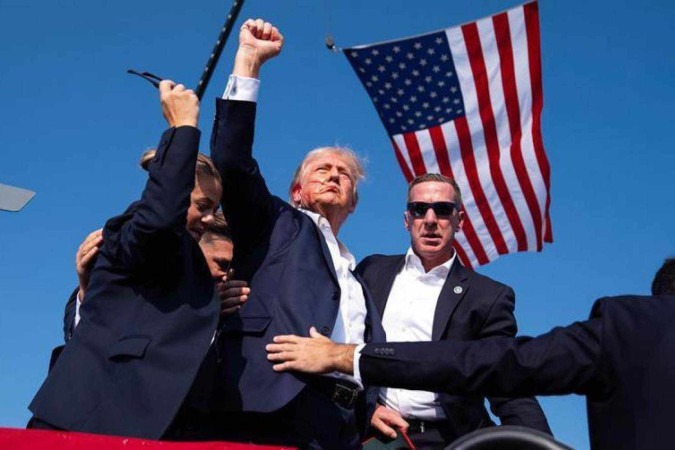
[159,80,199,128]
[233,18,284,78]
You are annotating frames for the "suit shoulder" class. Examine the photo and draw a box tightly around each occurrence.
[460,265,512,295]
[590,294,675,319]
[356,254,404,275]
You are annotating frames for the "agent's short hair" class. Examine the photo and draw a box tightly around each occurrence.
[407,173,463,206]
[288,146,365,207]
[652,258,675,295]
[203,210,232,242]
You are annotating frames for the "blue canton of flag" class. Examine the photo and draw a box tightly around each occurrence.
[346,32,465,136]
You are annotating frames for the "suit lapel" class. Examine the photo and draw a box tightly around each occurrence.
[432,261,470,340]
[353,271,387,342]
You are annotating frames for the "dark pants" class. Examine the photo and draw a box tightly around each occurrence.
[406,420,456,450]
[213,385,361,450]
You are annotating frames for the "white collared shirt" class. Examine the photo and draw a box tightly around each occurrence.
[379,247,457,420]
[300,209,367,387]
[299,209,367,346]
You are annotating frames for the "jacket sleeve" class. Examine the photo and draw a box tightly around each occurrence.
[360,318,606,399]
[104,126,201,271]
[479,286,552,433]
[210,99,276,251]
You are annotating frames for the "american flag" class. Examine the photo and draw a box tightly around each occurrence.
[345,1,552,268]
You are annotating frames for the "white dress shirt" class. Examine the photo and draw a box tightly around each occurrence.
[300,209,368,387]
[378,248,457,420]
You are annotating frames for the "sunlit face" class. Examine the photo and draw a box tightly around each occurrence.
[186,174,222,241]
[199,234,233,281]
[404,181,464,267]
[291,152,356,217]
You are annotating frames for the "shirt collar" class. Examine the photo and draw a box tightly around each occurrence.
[404,247,456,278]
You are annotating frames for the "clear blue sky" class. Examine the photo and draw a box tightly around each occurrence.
[1,0,674,448]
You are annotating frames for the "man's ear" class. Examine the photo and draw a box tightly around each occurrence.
[291,183,302,205]
[349,192,358,213]
[456,209,465,231]
[404,211,411,230]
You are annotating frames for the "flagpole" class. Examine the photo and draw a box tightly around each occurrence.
[194,0,246,100]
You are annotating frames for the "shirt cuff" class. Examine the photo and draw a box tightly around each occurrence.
[74,291,82,328]
[222,75,260,102]
[352,343,366,386]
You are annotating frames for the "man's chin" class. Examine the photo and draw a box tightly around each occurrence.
[315,195,349,210]
[419,237,442,247]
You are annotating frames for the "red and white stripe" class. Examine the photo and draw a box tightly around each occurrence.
[391,2,552,268]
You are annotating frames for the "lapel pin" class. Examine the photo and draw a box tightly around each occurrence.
[453,286,463,294]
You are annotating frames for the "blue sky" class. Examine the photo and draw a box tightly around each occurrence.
[1,0,674,448]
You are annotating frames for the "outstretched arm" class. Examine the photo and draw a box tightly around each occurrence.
[267,327,357,374]
[267,319,606,399]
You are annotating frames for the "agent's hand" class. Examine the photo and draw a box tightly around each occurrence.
[370,404,409,440]
[233,18,284,78]
[266,327,356,374]
[75,228,103,301]
[159,80,199,128]
[219,274,249,316]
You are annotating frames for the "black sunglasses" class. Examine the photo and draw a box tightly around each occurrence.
[126,69,165,88]
[406,201,458,218]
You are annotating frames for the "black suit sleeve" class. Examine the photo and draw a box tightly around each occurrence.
[360,318,605,398]
[105,126,201,270]
[210,99,275,251]
[477,286,551,433]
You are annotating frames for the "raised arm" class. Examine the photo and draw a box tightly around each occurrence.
[105,81,201,270]
[210,19,283,250]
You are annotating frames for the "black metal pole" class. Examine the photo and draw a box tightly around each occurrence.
[195,0,245,100]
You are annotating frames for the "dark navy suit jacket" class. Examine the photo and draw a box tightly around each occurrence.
[356,254,550,437]
[30,126,219,439]
[46,288,78,373]
[210,99,385,422]
[360,295,675,450]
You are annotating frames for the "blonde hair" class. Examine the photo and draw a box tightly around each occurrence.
[139,149,221,186]
[287,146,365,207]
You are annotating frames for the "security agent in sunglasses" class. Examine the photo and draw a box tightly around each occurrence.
[348,173,550,448]
[268,260,675,450]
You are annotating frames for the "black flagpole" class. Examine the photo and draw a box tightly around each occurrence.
[195,0,246,100]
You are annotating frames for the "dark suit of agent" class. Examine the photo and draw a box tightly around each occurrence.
[354,174,548,448]
[29,82,222,439]
[357,256,550,438]
[210,19,384,449]
[360,295,675,450]
[269,260,675,449]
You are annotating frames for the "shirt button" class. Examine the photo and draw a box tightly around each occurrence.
[320,326,331,335]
